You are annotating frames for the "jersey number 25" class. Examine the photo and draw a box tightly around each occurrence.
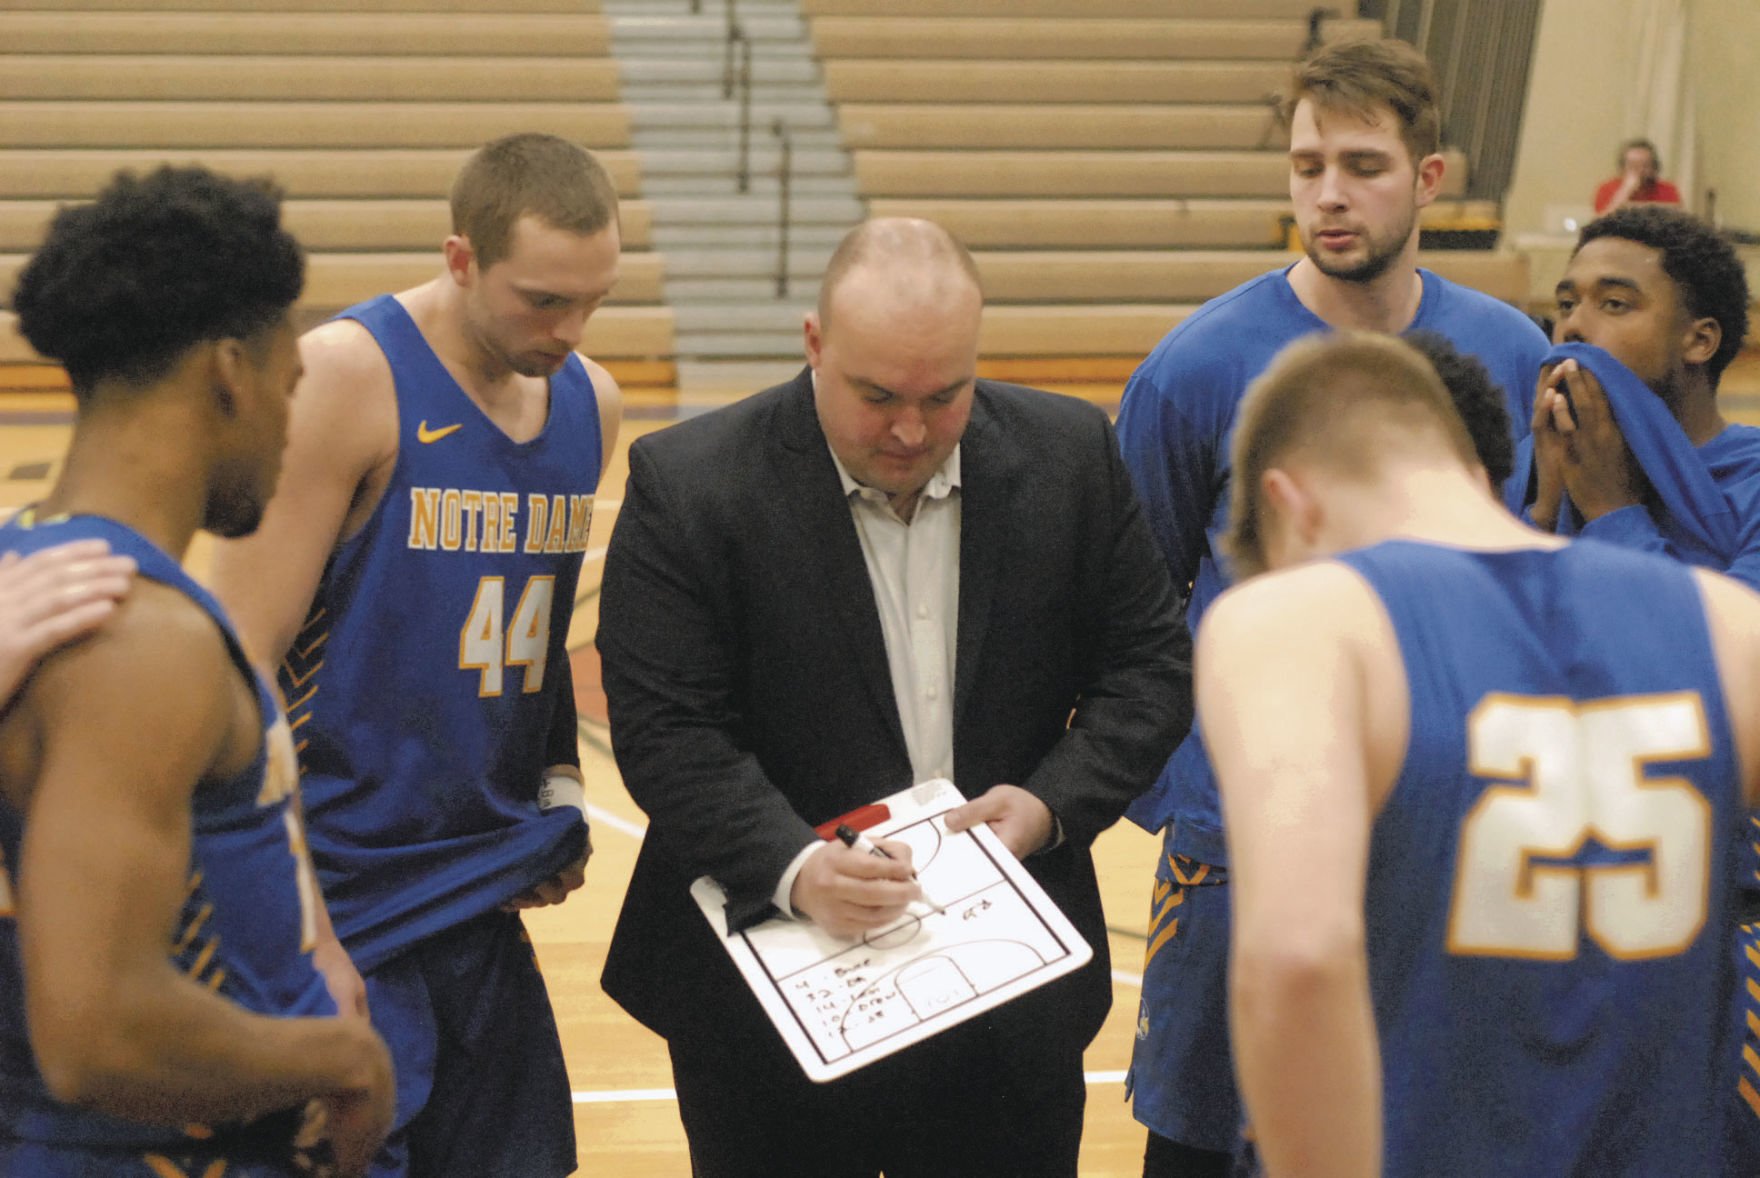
[1448,692,1712,962]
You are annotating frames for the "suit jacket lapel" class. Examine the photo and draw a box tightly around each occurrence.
[774,369,910,761]
[955,387,1017,729]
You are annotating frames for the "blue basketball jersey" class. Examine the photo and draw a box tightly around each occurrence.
[288,295,599,973]
[0,514,334,1158]
[1337,539,1740,1177]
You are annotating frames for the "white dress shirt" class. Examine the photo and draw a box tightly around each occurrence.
[771,442,962,914]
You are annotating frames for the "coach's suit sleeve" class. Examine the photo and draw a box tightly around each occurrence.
[1019,410,1193,849]
[597,439,819,931]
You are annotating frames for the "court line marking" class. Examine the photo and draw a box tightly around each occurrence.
[572,1071,1129,1105]
[584,801,648,841]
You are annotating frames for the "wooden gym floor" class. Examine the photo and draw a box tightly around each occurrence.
[5,353,1760,1175]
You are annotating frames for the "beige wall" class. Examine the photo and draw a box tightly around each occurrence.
[1504,0,1760,237]
[1689,0,1760,232]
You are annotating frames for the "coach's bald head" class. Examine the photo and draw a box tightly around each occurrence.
[804,219,984,518]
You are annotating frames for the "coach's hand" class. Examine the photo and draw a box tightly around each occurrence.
[944,784,1055,861]
[791,839,919,938]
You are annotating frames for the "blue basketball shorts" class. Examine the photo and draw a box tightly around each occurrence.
[1126,846,1241,1155]
[1728,917,1760,1176]
[363,910,574,1178]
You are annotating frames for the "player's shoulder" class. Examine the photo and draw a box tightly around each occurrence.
[1688,565,1760,722]
[299,316,394,391]
[1422,271,1547,336]
[1126,270,1303,400]
[1202,559,1379,648]
[28,575,235,721]
[1707,421,1760,463]
[574,354,620,401]
[1688,563,1760,621]
[1150,270,1292,357]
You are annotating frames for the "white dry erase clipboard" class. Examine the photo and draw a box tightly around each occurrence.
[691,778,1093,1083]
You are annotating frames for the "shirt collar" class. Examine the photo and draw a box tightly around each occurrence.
[827,441,961,502]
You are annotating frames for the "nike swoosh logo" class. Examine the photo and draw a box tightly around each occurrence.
[416,421,463,444]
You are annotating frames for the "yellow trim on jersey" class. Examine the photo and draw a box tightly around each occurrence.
[173,904,213,954]
[1740,1077,1760,1120]
[283,659,324,691]
[188,938,218,979]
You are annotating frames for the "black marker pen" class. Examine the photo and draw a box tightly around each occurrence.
[834,823,945,916]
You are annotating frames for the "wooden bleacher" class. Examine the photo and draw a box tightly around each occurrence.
[0,150,644,200]
[0,0,675,391]
[0,12,614,54]
[13,0,594,10]
[825,60,1296,105]
[840,105,1287,151]
[968,250,1527,306]
[867,197,1499,249]
[2,57,624,101]
[1,104,633,150]
[853,150,1470,199]
[813,16,1383,60]
[804,0,1344,16]
[809,1,1531,375]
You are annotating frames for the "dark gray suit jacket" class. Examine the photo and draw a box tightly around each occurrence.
[597,369,1190,1072]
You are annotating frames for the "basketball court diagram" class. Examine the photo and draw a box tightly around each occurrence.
[692,780,1092,1081]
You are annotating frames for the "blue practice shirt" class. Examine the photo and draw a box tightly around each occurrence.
[1116,265,1550,863]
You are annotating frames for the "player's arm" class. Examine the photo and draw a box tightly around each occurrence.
[1693,569,1760,808]
[1114,357,1218,594]
[583,355,624,482]
[506,357,627,911]
[1201,567,1389,1178]
[207,321,398,669]
[536,355,624,784]
[15,582,392,1132]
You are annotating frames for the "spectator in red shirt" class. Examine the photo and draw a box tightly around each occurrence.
[1595,138,1683,214]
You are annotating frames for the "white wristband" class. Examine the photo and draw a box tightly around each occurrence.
[538,772,586,817]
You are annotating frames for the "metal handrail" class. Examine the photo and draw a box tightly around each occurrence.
[774,119,793,297]
[721,2,742,99]
[734,33,754,193]
[721,20,742,101]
